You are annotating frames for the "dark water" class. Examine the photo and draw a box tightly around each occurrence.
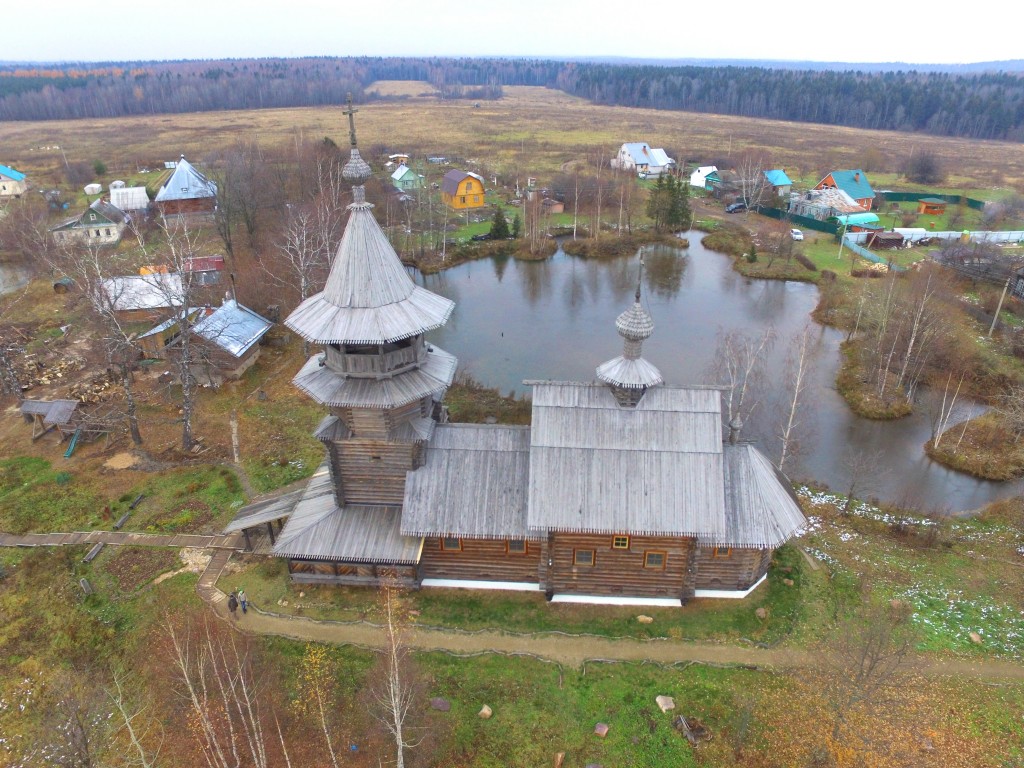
[416,233,1023,513]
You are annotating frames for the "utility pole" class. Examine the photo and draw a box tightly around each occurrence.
[989,274,1012,338]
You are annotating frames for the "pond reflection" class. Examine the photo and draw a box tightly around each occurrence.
[416,233,1023,512]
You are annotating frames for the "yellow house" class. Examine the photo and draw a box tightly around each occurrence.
[441,170,486,210]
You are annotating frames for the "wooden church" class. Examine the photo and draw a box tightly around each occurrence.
[227,108,805,606]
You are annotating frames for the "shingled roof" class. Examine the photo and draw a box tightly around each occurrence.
[284,196,454,344]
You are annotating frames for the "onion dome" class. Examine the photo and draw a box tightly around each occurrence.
[596,266,663,391]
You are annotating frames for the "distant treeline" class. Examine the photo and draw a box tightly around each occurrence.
[2,57,1023,141]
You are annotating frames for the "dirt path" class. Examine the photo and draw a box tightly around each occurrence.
[0,530,244,549]
[5,530,1021,680]
[196,553,1024,680]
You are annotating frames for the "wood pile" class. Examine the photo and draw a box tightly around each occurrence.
[68,372,117,404]
[15,351,87,390]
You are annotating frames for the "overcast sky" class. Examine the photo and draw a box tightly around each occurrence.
[4,0,1017,65]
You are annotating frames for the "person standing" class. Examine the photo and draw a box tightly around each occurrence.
[227,591,238,618]
[238,588,248,614]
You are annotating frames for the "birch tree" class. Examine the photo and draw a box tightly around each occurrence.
[163,615,292,768]
[706,327,776,436]
[293,644,341,768]
[777,325,814,472]
[370,582,423,768]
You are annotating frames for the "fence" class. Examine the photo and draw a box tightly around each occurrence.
[754,205,839,234]
[877,191,986,211]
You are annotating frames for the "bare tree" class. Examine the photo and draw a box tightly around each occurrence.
[163,615,290,768]
[107,669,163,768]
[929,369,970,449]
[370,582,423,768]
[45,239,146,445]
[777,325,814,472]
[706,327,776,435]
[817,601,915,746]
[293,644,342,768]
[735,152,770,210]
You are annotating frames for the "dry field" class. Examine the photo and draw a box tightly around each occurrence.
[3,86,1023,189]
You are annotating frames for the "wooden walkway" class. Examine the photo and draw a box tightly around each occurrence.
[0,530,244,550]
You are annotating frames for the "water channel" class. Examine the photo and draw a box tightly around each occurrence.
[418,232,1024,513]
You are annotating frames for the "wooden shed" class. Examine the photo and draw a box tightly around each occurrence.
[917,197,947,215]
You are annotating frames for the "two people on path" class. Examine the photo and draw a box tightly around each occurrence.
[227,589,248,619]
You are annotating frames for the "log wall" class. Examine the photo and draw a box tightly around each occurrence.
[334,438,416,505]
[419,537,541,583]
[692,547,772,590]
[546,533,695,598]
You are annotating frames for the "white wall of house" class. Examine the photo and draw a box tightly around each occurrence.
[0,178,27,198]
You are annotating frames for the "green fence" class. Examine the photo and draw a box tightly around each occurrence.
[754,206,839,234]
[877,192,986,211]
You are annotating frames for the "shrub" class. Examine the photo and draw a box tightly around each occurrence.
[795,253,817,271]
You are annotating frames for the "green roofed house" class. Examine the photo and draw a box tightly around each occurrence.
[50,199,129,246]
[390,163,423,191]
[815,170,875,211]
[0,164,27,198]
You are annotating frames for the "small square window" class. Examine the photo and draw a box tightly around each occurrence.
[713,547,732,558]
[644,551,666,570]
[506,540,527,555]
[573,549,595,567]
[441,537,462,552]
[612,535,630,550]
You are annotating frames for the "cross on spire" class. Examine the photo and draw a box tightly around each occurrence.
[343,93,358,148]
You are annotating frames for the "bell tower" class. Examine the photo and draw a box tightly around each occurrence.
[284,96,457,506]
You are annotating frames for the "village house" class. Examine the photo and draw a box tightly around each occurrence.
[612,142,675,178]
[764,169,793,197]
[50,199,129,246]
[814,169,875,210]
[391,163,423,191]
[0,164,27,198]
[788,187,865,221]
[100,272,183,323]
[163,298,273,387]
[110,185,151,215]
[226,114,806,605]
[441,169,486,210]
[689,165,717,189]
[154,155,218,218]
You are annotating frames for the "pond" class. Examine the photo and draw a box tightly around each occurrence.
[417,232,1023,513]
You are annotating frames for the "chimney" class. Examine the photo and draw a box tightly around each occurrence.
[728,416,743,445]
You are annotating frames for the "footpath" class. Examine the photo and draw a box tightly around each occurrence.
[3,528,1022,680]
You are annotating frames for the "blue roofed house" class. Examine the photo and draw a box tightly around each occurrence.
[613,142,676,178]
[0,164,27,198]
[815,170,875,211]
[165,298,273,387]
[764,169,793,197]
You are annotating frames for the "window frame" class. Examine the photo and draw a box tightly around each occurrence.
[440,537,463,552]
[573,549,595,567]
[505,540,528,555]
[611,535,630,550]
[643,551,667,570]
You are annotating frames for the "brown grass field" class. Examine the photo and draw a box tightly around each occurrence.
[3,86,1024,190]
